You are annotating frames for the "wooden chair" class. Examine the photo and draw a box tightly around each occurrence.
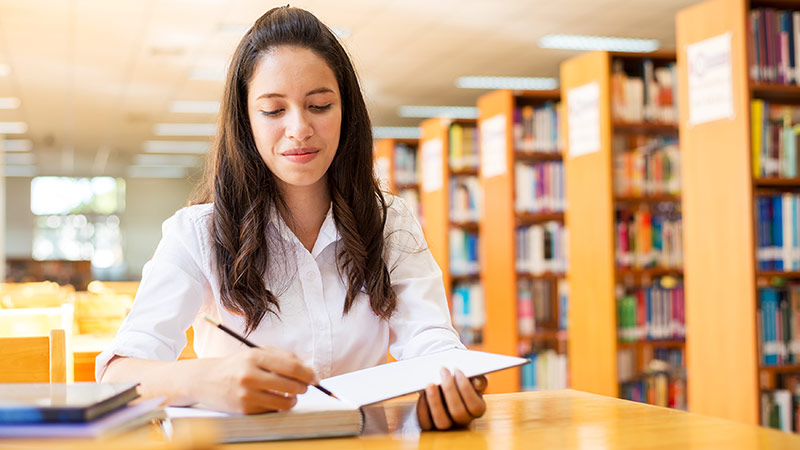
[0,329,66,383]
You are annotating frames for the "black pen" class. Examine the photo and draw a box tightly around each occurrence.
[202,314,337,399]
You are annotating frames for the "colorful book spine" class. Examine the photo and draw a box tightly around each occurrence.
[393,143,418,186]
[520,349,568,391]
[617,278,686,342]
[613,135,681,196]
[615,205,683,269]
[449,175,481,223]
[514,161,565,214]
[611,59,677,124]
[750,100,800,178]
[451,281,484,345]
[756,193,800,271]
[515,222,568,275]
[513,102,562,153]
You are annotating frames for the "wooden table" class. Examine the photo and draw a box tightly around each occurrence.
[4,390,800,449]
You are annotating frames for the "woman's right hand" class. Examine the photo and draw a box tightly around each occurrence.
[187,346,318,414]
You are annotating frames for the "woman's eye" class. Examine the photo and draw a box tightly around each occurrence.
[260,109,283,117]
[310,103,333,112]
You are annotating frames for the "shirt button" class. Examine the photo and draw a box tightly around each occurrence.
[305,271,314,281]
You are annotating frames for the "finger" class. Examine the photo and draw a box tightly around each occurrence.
[416,390,434,430]
[251,348,318,384]
[425,384,452,430]
[471,375,488,394]
[240,369,309,395]
[235,388,297,414]
[439,368,472,426]
[456,370,487,418]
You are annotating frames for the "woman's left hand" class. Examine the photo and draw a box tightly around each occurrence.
[416,368,487,430]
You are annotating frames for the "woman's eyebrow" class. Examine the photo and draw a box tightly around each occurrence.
[255,87,334,101]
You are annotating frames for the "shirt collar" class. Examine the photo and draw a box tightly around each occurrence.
[267,203,341,256]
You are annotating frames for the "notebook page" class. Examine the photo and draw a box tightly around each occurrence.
[320,348,528,408]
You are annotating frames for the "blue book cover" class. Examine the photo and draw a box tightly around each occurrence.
[773,195,784,270]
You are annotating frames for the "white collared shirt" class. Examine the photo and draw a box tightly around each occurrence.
[95,196,463,381]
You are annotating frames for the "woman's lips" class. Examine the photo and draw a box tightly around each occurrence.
[282,148,319,163]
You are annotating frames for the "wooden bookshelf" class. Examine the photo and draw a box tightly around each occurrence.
[561,50,686,404]
[373,138,419,193]
[675,0,759,425]
[477,89,566,393]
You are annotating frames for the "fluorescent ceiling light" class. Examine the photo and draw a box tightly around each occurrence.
[538,34,660,53]
[5,153,34,165]
[0,97,20,109]
[373,127,420,139]
[456,76,558,90]
[397,106,478,119]
[127,166,187,179]
[0,64,9,77]
[2,139,32,152]
[0,122,27,134]
[143,140,210,154]
[190,67,226,81]
[170,101,220,114]
[217,24,250,34]
[331,27,351,39]
[154,123,216,136]
[5,165,37,177]
[133,154,201,167]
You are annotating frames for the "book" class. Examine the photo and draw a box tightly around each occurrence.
[0,397,163,439]
[0,382,139,423]
[165,348,528,443]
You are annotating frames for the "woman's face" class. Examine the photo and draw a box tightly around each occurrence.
[247,46,342,193]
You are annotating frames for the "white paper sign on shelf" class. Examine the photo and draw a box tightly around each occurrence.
[687,32,734,126]
[421,138,443,193]
[480,114,507,179]
[566,82,600,158]
[374,156,390,191]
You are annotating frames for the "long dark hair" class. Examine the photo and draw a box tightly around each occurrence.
[192,6,396,334]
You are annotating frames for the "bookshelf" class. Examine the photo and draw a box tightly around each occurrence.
[676,0,800,428]
[561,50,686,407]
[476,89,568,394]
[418,117,488,370]
[373,138,422,221]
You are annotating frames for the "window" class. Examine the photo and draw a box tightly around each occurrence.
[30,177,126,278]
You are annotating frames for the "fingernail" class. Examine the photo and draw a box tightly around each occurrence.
[440,367,450,378]
[455,369,465,378]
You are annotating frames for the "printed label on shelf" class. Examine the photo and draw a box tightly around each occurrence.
[566,82,600,158]
[480,114,507,178]
[421,138,443,193]
[687,31,734,126]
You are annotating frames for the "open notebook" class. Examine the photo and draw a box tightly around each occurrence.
[165,348,528,443]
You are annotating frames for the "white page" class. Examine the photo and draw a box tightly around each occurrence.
[320,348,528,408]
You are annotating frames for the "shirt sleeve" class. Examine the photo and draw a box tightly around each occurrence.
[95,206,213,381]
[385,197,465,360]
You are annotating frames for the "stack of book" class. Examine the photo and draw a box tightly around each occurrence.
[0,382,162,439]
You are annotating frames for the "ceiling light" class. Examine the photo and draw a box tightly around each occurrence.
[5,153,34,165]
[2,139,32,152]
[373,127,420,139]
[143,140,210,154]
[154,123,216,136]
[217,24,250,35]
[0,64,9,76]
[190,67,227,81]
[169,101,220,114]
[5,165,37,177]
[538,34,659,53]
[133,154,201,167]
[0,97,20,109]
[456,76,558,90]
[0,122,27,134]
[127,166,187,179]
[397,106,478,119]
[331,27,351,39]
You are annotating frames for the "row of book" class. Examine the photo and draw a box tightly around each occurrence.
[617,280,686,342]
[514,161,565,214]
[747,8,800,86]
[517,278,568,337]
[451,281,485,346]
[758,286,800,366]
[610,59,677,124]
[756,194,800,271]
[615,206,684,269]
[619,373,687,410]
[618,347,686,409]
[761,372,800,433]
[450,175,481,223]
[520,349,568,391]
[449,229,480,276]
[398,189,421,222]
[515,222,568,275]
[449,123,479,171]
[513,102,562,153]
[750,100,800,179]
[393,143,418,186]
[613,135,681,196]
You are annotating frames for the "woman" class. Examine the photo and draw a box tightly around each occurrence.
[97,6,486,431]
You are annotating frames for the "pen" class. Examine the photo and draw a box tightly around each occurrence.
[202,314,337,399]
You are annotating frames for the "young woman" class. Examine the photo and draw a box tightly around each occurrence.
[97,6,486,430]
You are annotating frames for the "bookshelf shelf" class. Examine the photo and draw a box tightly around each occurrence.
[451,168,479,176]
[753,178,800,188]
[755,271,800,279]
[516,212,565,225]
[614,195,682,204]
[517,272,566,281]
[450,221,479,231]
[514,151,563,162]
[520,330,568,341]
[616,268,684,279]
[612,121,679,134]
[758,364,800,374]
[396,182,420,190]
[617,340,686,350]
[750,82,800,102]
[373,138,421,220]
[451,274,480,283]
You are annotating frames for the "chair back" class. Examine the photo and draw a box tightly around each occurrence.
[0,329,66,382]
